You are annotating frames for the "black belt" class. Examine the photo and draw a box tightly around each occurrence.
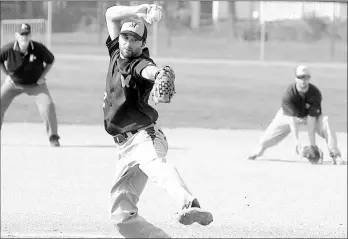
[113,130,138,144]
[113,124,155,145]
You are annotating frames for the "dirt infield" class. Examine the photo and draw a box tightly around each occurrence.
[1,123,347,238]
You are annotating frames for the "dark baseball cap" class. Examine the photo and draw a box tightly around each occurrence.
[120,20,147,41]
[19,23,31,35]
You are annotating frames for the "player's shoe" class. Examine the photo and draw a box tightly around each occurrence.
[177,199,213,226]
[248,152,262,160]
[330,152,346,165]
[49,135,60,147]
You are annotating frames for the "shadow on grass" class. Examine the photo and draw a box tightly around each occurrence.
[258,158,347,165]
[1,143,188,151]
[257,158,308,164]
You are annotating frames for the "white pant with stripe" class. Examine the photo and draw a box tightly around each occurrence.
[109,124,195,237]
[256,108,341,156]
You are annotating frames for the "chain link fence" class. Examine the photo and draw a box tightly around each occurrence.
[1,0,347,62]
[0,1,50,46]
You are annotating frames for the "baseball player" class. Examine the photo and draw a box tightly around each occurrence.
[0,23,60,147]
[248,65,345,165]
[103,3,213,235]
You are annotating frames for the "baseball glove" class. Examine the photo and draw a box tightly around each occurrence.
[152,66,176,104]
[301,145,323,164]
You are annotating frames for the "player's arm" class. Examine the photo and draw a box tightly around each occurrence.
[282,89,302,148]
[289,116,301,152]
[306,87,323,146]
[39,63,53,79]
[37,43,55,84]
[141,65,160,81]
[105,4,150,40]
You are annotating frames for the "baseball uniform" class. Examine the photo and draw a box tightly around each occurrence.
[103,17,212,234]
[250,82,342,161]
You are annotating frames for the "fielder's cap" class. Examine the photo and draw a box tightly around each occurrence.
[120,20,147,41]
[19,23,31,35]
[295,65,311,77]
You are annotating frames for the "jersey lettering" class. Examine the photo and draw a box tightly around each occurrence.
[121,75,131,88]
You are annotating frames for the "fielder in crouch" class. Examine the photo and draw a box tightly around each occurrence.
[0,23,60,147]
[248,65,345,165]
[102,3,213,236]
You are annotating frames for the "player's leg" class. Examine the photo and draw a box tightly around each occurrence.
[315,115,345,165]
[137,126,213,226]
[110,144,170,238]
[26,82,60,146]
[0,77,23,129]
[248,108,292,159]
[110,163,149,234]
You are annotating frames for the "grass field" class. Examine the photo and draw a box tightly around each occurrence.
[49,32,347,63]
[2,55,347,132]
[1,53,347,238]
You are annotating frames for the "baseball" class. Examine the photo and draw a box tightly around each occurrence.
[146,4,162,24]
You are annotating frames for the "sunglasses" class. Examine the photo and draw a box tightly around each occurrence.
[19,32,30,36]
[296,75,311,80]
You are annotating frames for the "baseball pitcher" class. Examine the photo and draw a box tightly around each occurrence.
[248,65,345,165]
[0,23,60,147]
[102,3,213,236]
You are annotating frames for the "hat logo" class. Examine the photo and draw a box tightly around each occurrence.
[129,22,138,28]
[21,24,28,30]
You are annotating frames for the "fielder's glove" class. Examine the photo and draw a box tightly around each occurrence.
[152,66,176,104]
[301,145,323,164]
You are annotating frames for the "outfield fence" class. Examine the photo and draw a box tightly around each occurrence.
[0,0,347,62]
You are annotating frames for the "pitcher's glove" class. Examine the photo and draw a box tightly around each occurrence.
[301,145,323,164]
[152,66,176,104]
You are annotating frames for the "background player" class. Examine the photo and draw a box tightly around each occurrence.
[0,23,60,147]
[248,65,345,165]
[102,3,213,237]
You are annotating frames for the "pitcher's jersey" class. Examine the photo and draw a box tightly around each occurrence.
[103,36,158,136]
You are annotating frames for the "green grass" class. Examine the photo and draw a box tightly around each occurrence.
[49,32,347,62]
[2,57,347,132]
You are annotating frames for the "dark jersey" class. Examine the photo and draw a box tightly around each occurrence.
[103,36,158,136]
[0,40,54,85]
[282,83,322,118]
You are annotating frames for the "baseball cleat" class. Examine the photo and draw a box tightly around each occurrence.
[49,135,60,147]
[177,207,213,226]
[330,152,345,165]
[248,153,260,160]
[335,157,346,165]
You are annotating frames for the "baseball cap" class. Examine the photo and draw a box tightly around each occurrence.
[120,20,147,41]
[295,65,311,77]
[19,23,31,35]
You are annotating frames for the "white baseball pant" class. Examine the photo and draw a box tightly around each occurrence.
[256,108,341,156]
[110,124,195,236]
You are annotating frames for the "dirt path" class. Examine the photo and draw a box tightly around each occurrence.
[1,123,347,238]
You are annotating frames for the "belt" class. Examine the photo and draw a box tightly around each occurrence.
[113,123,155,145]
